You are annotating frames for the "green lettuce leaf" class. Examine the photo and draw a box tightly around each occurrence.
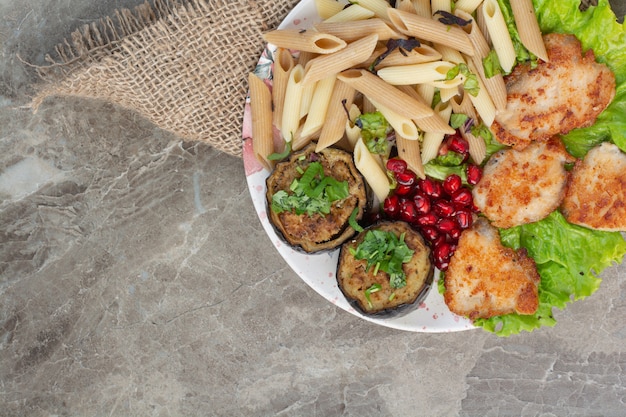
[474,212,626,336]
[532,0,626,156]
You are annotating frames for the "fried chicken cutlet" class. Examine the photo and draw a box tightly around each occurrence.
[444,218,540,320]
[472,137,575,229]
[490,33,615,149]
[561,142,626,231]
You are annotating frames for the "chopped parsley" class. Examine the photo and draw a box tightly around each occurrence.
[271,162,349,216]
[350,229,414,289]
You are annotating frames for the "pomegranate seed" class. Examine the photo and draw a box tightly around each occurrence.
[420,226,440,243]
[431,235,446,248]
[386,158,407,174]
[383,194,400,219]
[448,135,470,156]
[412,192,431,214]
[433,242,453,262]
[416,212,438,226]
[396,170,416,186]
[467,164,483,185]
[433,199,456,217]
[434,258,450,271]
[437,217,457,233]
[448,227,462,241]
[395,183,413,196]
[451,188,473,207]
[443,174,462,196]
[399,199,418,223]
[455,209,473,229]
[419,178,443,198]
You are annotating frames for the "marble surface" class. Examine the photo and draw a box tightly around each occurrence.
[1,0,626,416]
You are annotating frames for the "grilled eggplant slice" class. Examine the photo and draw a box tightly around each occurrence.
[266,143,367,253]
[337,221,433,315]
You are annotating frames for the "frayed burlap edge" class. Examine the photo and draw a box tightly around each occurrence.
[29,0,299,157]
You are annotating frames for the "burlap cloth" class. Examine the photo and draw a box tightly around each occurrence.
[30,0,300,157]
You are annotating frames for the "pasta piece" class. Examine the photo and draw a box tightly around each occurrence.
[395,0,414,13]
[439,86,460,103]
[376,61,456,85]
[262,29,347,54]
[247,73,274,171]
[302,33,379,85]
[430,0,451,14]
[416,83,435,106]
[481,0,516,72]
[465,59,496,126]
[368,96,420,140]
[412,0,431,17]
[337,68,434,120]
[324,4,376,23]
[476,3,490,44]
[315,0,345,19]
[345,103,362,149]
[316,19,405,42]
[451,90,478,120]
[462,129,487,164]
[396,85,454,134]
[361,95,376,114]
[454,0,483,14]
[299,80,317,119]
[281,64,306,142]
[356,0,393,21]
[387,9,474,56]
[373,44,442,68]
[433,43,465,64]
[458,7,507,110]
[272,48,295,129]
[397,134,426,179]
[316,79,356,151]
[510,0,549,62]
[296,51,316,67]
[301,75,337,137]
[353,137,391,202]
[421,101,452,164]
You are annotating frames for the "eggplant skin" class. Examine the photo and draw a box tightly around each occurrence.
[265,143,367,253]
[337,221,434,316]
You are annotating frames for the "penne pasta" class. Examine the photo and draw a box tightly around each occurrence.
[510,0,549,62]
[454,0,484,14]
[430,0,451,14]
[455,8,507,110]
[465,57,496,126]
[353,137,391,202]
[416,83,435,106]
[462,129,487,164]
[272,48,295,129]
[387,9,474,56]
[299,80,317,119]
[439,86,460,103]
[262,29,347,54]
[373,44,442,68]
[314,0,346,20]
[302,33,379,85]
[397,134,425,179]
[411,0,430,17]
[345,103,362,149]
[481,0,516,72]
[337,68,434,120]
[421,101,453,164]
[316,79,356,152]
[451,90,478,121]
[396,85,455,134]
[368,96,420,140]
[376,60,456,85]
[395,0,414,13]
[315,18,405,42]
[281,64,306,142]
[355,0,393,21]
[433,43,465,64]
[324,4,376,23]
[247,73,274,171]
[301,74,337,137]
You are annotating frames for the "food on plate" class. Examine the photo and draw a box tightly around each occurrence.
[444,218,540,320]
[561,142,626,231]
[266,143,367,252]
[490,33,616,149]
[337,221,433,315]
[472,136,575,228]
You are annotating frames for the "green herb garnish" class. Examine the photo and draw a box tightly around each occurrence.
[271,162,349,216]
[350,230,414,289]
[364,283,382,308]
[267,141,292,161]
[348,207,364,233]
[446,63,480,96]
[355,111,390,154]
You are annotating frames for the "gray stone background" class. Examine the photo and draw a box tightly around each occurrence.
[1,0,625,416]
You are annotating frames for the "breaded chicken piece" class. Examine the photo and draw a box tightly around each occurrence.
[472,137,575,229]
[561,142,626,231]
[444,218,540,320]
[491,33,615,149]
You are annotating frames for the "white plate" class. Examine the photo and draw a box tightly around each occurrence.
[242,0,475,332]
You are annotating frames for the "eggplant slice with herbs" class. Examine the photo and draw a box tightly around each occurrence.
[266,143,367,253]
[337,221,434,315]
